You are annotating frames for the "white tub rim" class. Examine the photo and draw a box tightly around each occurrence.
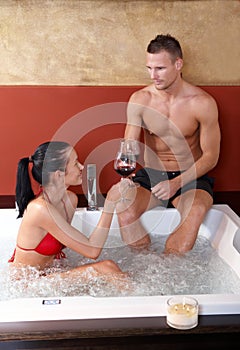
[0,204,240,331]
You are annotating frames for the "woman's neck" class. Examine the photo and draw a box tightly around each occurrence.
[42,185,66,206]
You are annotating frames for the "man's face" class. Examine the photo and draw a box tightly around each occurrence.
[146,50,182,91]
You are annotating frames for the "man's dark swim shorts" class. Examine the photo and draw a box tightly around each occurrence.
[132,167,214,206]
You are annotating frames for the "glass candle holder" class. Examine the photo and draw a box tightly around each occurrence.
[166,296,198,330]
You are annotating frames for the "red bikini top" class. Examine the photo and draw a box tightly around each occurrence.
[18,232,64,255]
[8,233,65,262]
[8,188,68,262]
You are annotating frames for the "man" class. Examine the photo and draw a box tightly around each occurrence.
[117,34,220,254]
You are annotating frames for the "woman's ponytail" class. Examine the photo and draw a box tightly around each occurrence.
[15,157,35,218]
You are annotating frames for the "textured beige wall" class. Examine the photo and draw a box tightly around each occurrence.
[0,0,239,86]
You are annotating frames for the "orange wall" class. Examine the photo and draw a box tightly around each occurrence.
[1,86,239,196]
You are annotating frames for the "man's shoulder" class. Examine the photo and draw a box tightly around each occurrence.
[184,81,215,101]
[183,82,218,119]
[129,85,153,103]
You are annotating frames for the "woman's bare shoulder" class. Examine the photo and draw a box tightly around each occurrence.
[22,198,52,227]
[26,197,49,215]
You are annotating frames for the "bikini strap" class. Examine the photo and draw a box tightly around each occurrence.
[35,186,43,197]
[61,198,70,223]
[8,249,16,263]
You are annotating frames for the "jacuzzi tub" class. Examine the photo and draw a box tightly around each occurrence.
[0,204,239,332]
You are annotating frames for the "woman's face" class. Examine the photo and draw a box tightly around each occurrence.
[64,148,84,187]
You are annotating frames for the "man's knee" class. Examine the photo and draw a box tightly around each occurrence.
[117,204,140,226]
[175,190,213,220]
[189,197,212,221]
[117,188,152,226]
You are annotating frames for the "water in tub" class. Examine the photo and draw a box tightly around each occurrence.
[0,209,240,300]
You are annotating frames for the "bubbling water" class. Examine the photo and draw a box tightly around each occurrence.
[1,235,240,301]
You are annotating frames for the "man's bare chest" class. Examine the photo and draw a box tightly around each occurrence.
[141,106,198,139]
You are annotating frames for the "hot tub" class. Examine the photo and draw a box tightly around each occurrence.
[0,204,239,332]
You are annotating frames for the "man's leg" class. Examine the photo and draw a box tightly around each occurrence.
[165,189,213,254]
[116,185,159,248]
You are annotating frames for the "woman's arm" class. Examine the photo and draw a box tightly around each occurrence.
[31,182,129,260]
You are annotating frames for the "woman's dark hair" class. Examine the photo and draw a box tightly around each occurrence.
[147,34,183,62]
[16,141,71,218]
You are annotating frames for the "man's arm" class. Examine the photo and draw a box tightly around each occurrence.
[179,94,220,186]
[124,92,144,140]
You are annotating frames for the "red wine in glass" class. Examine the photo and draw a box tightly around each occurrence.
[115,163,136,177]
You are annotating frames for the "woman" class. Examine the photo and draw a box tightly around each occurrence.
[9,141,127,278]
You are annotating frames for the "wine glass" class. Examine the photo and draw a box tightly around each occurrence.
[114,139,140,190]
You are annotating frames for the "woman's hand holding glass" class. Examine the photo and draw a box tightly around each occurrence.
[104,179,133,212]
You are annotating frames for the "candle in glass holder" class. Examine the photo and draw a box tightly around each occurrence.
[166,296,198,330]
